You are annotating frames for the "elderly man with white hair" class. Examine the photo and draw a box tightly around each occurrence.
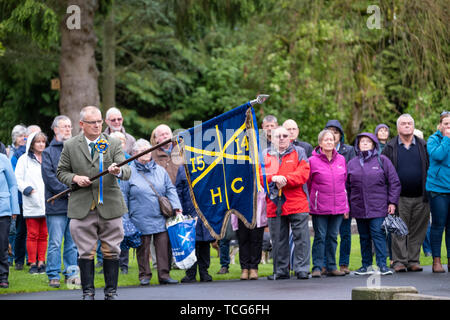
[382,114,430,273]
[104,107,136,155]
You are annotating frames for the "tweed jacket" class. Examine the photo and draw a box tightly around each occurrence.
[57,132,131,220]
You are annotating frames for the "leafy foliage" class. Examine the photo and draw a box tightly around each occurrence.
[0,0,448,146]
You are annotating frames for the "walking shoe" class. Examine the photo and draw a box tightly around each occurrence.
[200,274,212,282]
[407,264,423,272]
[311,269,322,278]
[29,265,38,275]
[15,264,23,271]
[340,265,350,274]
[217,266,229,274]
[181,276,196,283]
[49,279,60,288]
[249,269,258,280]
[379,266,393,275]
[139,278,150,286]
[393,263,407,272]
[37,264,46,274]
[267,274,290,280]
[296,271,309,280]
[327,269,345,277]
[159,277,178,285]
[0,281,9,288]
[354,267,374,275]
[240,269,249,280]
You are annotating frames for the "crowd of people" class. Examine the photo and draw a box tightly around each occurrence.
[0,106,448,301]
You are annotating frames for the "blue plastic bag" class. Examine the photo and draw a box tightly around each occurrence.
[121,215,142,250]
[167,215,197,269]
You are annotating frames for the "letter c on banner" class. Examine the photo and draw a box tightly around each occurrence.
[231,177,244,193]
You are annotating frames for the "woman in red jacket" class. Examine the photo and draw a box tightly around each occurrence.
[263,127,311,280]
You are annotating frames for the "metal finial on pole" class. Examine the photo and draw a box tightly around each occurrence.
[250,94,270,106]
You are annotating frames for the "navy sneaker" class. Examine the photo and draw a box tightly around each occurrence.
[354,266,374,275]
[29,265,39,275]
[379,266,393,275]
[37,264,46,274]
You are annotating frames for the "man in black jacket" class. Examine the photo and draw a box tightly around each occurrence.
[41,115,79,288]
[382,114,430,272]
[283,119,313,158]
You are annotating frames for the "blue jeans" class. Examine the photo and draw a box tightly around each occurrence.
[96,241,103,264]
[428,192,450,258]
[338,218,352,266]
[356,217,387,268]
[218,239,230,268]
[46,215,78,280]
[422,220,432,255]
[312,214,343,272]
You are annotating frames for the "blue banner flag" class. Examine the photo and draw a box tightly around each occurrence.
[177,102,264,239]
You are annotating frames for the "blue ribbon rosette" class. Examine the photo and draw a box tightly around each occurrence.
[95,139,109,204]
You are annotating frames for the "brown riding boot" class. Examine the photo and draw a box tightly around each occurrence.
[432,257,445,273]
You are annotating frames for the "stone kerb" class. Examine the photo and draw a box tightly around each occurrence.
[393,293,450,300]
[352,286,418,300]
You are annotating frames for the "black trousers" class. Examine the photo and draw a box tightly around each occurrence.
[237,219,264,270]
[0,216,11,281]
[186,241,213,278]
[14,208,27,265]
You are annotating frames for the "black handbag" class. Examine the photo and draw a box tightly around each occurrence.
[139,172,174,218]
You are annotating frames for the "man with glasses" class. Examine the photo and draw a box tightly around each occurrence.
[42,115,79,288]
[283,119,313,157]
[104,107,136,155]
[382,114,430,273]
[57,106,131,299]
[264,126,311,280]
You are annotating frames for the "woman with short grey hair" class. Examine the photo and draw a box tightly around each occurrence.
[120,138,182,285]
[8,125,27,159]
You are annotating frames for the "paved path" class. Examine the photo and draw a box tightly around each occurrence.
[1,266,449,300]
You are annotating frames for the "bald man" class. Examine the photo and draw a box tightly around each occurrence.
[283,119,313,158]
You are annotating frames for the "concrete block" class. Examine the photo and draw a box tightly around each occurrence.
[352,286,418,300]
[393,293,450,300]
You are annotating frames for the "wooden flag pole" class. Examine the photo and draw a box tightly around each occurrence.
[47,137,177,203]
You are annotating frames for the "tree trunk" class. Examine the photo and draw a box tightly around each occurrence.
[59,0,100,135]
[101,0,115,113]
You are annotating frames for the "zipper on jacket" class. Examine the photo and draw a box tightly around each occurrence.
[315,191,318,210]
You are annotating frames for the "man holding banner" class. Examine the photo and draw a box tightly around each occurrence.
[263,126,311,280]
[57,106,131,300]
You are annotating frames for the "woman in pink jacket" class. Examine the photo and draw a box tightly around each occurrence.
[308,129,349,277]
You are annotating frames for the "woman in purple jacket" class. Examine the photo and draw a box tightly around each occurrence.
[347,133,401,276]
[308,130,349,277]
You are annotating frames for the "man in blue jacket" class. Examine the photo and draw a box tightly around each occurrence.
[41,115,79,288]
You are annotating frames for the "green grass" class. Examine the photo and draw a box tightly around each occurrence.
[1,235,447,295]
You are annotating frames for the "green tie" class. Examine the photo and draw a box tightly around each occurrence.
[89,142,96,159]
